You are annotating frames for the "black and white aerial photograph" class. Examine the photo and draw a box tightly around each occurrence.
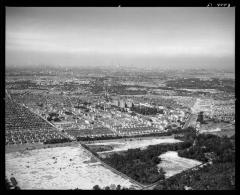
[5,6,235,190]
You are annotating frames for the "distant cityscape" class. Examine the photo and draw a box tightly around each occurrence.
[5,67,235,190]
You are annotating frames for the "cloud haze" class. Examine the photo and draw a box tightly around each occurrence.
[6,7,235,70]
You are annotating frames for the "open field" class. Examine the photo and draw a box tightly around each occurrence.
[199,120,235,137]
[5,141,79,154]
[157,151,202,178]
[201,128,235,138]
[86,136,182,153]
[5,145,139,189]
[200,120,234,131]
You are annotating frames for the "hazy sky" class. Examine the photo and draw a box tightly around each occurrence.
[6,7,235,70]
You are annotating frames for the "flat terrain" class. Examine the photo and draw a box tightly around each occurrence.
[86,136,182,153]
[201,128,235,138]
[5,145,139,189]
[200,120,234,130]
[5,141,79,154]
[199,120,235,137]
[157,151,202,178]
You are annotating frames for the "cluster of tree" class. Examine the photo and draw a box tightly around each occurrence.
[84,144,114,153]
[95,104,105,110]
[92,184,135,190]
[5,179,12,189]
[178,133,235,163]
[178,147,208,162]
[153,130,235,190]
[90,83,104,94]
[76,129,184,142]
[47,112,61,122]
[77,135,123,142]
[81,126,234,189]
[43,138,72,144]
[60,83,79,91]
[154,162,235,190]
[102,151,164,184]
[5,177,21,190]
[108,85,147,95]
[36,102,44,107]
[175,127,197,142]
[130,105,160,115]
[74,105,86,109]
[64,111,73,115]
[101,142,191,185]
[165,78,234,93]
[9,80,38,90]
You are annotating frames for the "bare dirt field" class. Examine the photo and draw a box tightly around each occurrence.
[87,137,182,153]
[5,145,139,189]
[5,141,79,154]
[157,151,202,178]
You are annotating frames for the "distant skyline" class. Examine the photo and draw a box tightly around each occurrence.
[6,7,235,70]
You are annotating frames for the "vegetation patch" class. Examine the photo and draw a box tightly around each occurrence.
[154,130,235,190]
[99,141,192,185]
[155,162,235,190]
